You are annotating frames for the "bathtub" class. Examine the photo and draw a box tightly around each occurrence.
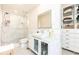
[0,44,15,55]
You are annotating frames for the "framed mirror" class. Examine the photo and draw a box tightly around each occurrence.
[38,10,52,29]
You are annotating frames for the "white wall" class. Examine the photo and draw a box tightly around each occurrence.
[28,4,61,32]
[27,8,38,34]
[0,5,2,45]
[28,4,61,55]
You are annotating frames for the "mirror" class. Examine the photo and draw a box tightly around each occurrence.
[38,10,52,29]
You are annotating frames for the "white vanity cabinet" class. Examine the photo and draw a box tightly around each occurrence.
[62,30,74,49]
[28,34,49,55]
[62,29,79,52]
[31,36,49,55]
[62,4,79,53]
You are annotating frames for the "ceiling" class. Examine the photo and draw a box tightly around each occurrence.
[0,4,39,16]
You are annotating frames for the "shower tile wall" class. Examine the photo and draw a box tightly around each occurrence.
[0,11,28,45]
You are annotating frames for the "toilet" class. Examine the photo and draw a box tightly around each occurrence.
[19,38,28,49]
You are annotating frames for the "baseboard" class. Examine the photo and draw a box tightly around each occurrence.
[27,48,37,55]
[62,48,79,54]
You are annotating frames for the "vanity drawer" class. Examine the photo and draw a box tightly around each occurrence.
[63,32,79,39]
[62,34,70,39]
[62,29,74,33]
[67,34,79,39]
[62,29,79,34]
[62,42,70,49]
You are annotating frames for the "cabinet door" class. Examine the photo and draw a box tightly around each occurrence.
[34,39,38,53]
[41,42,48,55]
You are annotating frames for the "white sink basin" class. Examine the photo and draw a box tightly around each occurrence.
[33,32,49,39]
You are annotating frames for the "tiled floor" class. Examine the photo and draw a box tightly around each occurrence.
[62,49,79,55]
[16,47,78,55]
[15,47,35,55]
[13,43,35,55]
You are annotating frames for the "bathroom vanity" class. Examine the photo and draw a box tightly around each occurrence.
[33,30,49,55]
[29,10,53,55]
[28,5,61,55]
[29,30,51,55]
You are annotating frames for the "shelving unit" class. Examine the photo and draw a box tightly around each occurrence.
[76,4,79,28]
[62,4,79,53]
[63,5,74,29]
